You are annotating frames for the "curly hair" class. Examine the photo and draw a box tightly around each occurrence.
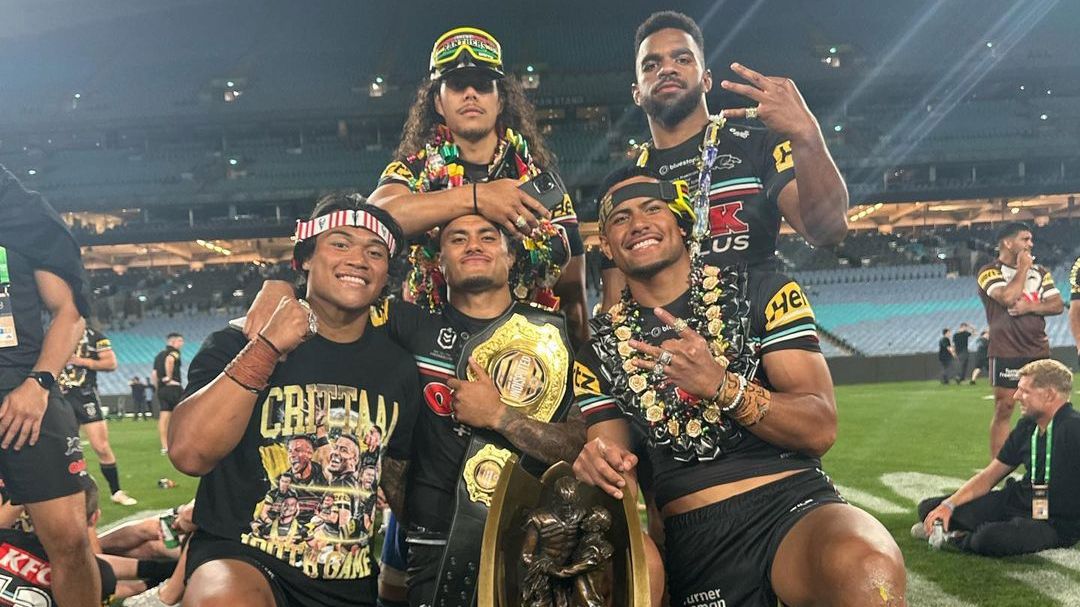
[394,76,555,169]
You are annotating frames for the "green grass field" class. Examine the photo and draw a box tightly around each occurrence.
[87,380,1079,606]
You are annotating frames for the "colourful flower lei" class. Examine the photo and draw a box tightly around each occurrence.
[593,258,758,462]
[403,125,564,311]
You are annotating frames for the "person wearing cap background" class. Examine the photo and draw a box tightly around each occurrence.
[169,194,421,607]
[571,168,905,606]
[369,26,590,348]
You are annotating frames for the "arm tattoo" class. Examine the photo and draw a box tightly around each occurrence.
[495,404,586,465]
[380,456,409,523]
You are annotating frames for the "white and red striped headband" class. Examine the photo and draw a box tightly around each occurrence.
[293,209,398,256]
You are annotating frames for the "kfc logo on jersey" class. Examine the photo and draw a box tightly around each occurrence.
[707,202,751,253]
[0,543,51,587]
[423,382,454,416]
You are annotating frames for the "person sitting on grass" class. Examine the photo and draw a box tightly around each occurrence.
[916,359,1080,556]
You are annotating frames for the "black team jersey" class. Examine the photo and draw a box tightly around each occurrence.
[0,529,116,605]
[58,327,111,393]
[601,124,795,271]
[376,299,576,533]
[184,324,420,592]
[574,269,820,509]
[153,345,182,388]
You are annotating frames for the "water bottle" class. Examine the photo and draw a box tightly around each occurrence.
[928,520,946,549]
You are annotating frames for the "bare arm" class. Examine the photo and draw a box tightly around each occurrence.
[380,456,409,523]
[923,459,1015,533]
[749,348,837,457]
[449,359,586,464]
[33,270,86,378]
[776,136,849,246]
[0,270,85,449]
[495,405,587,465]
[170,297,312,476]
[163,355,177,385]
[572,418,639,500]
[1010,293,1064,317]
[554,255,589,348]
[369,179,550,238]
[168,363,260,476]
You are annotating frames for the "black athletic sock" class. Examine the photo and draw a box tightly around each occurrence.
[100,462,122,494]
[136,559,178,587]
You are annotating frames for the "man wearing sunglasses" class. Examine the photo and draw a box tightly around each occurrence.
[369,27,589,347]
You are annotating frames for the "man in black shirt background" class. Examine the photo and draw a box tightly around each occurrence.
[152,332,184,454]
[971,329,991,384]
[0,164,101,606]
[952,322,973,384]
[938,328,956,385]
[917,359,1079,556]
[60,326,138,505]
[600,11,849,309]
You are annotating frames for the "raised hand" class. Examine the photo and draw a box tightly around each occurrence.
[259,297,317,355]
[720,62,821,141]
[474,179,552,236]
[628,307,728,400]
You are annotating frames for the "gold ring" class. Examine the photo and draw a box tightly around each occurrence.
[672,318,690,334]
[658,350,674,366]
[514,215,528,229]
[745,106,759,120]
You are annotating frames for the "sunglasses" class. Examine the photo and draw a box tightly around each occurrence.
[441,71,498,94]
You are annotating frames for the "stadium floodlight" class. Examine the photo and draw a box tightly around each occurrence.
[26,169,36,176]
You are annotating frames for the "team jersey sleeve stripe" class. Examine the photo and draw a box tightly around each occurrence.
[760,324,819,349]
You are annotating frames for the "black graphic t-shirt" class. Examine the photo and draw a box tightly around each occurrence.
[154,346,182,389]
[575,270,820,509]
[602,124,795,271]
[59,327,111,392]
[378,299,575,532]
[0,529,115,605]
[997,404,1080,537]
[0,247,44,370]
[185,325,420,581]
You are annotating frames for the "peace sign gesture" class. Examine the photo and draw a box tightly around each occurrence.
[628,307,728,401]
[719,62,821,141]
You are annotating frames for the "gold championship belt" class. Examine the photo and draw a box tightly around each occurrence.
[433,303,572,606]
[479,461,650,607]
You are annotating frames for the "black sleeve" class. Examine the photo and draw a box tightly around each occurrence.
[996,419,1031,466]
[754,128,797,204]
[376,156,424,190]
[376,299,441,355]
[385,355,421,461]
[549,193,584,257]
[183,328,248,398]
[572,340,622,426]
[752,272,820,355]
[97,556,118,601]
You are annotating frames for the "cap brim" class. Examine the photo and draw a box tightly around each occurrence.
[431,64,506,81]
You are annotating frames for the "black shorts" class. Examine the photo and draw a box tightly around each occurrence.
[62,389,104,424]
[990,356,1044,389]
[0,368,91,505]
[186,530,377,607]
[662,468,845,607]
[157,385,183,412]
[975,354,989,372]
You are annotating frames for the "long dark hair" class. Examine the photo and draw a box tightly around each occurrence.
[394,76,555,169]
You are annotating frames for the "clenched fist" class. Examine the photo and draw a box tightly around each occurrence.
[259,296,316,355]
